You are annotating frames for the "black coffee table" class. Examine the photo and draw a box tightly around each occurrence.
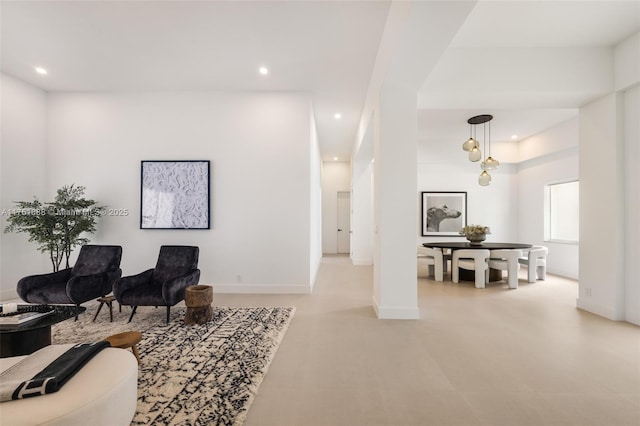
[0,305,86,358]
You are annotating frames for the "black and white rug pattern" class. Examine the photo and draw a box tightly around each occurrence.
[52,303,295,425]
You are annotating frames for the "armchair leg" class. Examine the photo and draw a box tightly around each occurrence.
[75,303,81,321]
[128,306,138,323]
[166,306,170,324]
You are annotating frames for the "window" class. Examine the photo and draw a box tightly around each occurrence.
[544,180,579,243]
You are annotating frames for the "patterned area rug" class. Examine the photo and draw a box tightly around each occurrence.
[51,302,295,425]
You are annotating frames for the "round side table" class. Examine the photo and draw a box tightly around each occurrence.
[104,330,142,364]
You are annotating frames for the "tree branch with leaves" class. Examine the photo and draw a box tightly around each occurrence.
[4,185,105,271]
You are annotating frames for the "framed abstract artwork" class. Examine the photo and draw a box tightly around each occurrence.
[421,191,467,236]
[140,160,210,229]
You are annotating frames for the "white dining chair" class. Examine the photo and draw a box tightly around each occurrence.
[417,246,444,281]
[452,249,490,289]
[442,248,452,274]
[488,249,522,289]
[518,246,548,283]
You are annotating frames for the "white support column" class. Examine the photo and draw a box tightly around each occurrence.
[578,93,626,320]
[351,162,374,266]
[372,83,419,319]
[623,85,640,325]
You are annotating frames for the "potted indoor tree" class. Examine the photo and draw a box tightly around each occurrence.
[4,185,105,271]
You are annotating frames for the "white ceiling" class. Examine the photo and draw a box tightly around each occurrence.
[450,1,640,48]
[418,0,639,149]
[1,1,639,161]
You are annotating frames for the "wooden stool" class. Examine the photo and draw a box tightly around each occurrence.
[184,285,213,325]
[93,295,121,322]
[104,331,142,364]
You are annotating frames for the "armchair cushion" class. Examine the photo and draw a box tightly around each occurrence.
[113,246,200,323]
[66,269,121,303]
[29,280,71,305]
[16,245,123,306]
[162,269,201,306]
[119,279,165,306]
[71,245,122,277]
[113,269,154,302]
[17,269,72,303]
[152,246,199,286]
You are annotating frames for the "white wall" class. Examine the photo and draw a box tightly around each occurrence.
[614,32,640,92]
[576,32,640,324]
[417,130,518,245]
[578,93,625,320]
[0,73,49,299]
[321,161,350,254]
[518,117,579,162]
[309,110,322,287]
[2,88,319,296]
[351,162,373,265]
[623,84,640,324]
[352,109,374,265]
[517,119,580,279]
[617,33,640,324]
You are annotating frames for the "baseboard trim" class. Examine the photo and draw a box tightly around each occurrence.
[212,283,312,295]
[625,308,640,326]
[372,296,420,320]
[0,289,19,302]
[547,268,578,280]
[576,297,625,321]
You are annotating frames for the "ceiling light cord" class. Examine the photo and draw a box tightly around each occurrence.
[488,120,491,158]
[483,122,487,159]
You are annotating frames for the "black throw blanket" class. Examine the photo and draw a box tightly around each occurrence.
[0,341,110,401]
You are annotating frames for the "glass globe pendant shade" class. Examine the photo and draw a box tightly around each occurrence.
[479,171,491,186]
[468,146,481,162]
[462,137,476,152]
[483,156,500,170]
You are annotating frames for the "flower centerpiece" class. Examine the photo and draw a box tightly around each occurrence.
[460,224,490,245]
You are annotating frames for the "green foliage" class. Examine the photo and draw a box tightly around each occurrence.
[4,185,105,271]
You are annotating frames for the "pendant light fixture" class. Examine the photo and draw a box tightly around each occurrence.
[479,170,491,186]
[463,114,500,185]
[468,145,481,162]
[462,125,477,152]
[482,118,499,170]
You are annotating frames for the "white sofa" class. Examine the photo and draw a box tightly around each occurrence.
[0,347,138,425]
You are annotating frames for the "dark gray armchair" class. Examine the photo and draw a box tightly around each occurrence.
[113,245,200,323]
[17,245,123,309]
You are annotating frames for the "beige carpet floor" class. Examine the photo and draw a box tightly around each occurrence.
[214,255,640,426]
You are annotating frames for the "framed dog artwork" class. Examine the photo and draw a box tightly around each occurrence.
[421,191,467,236]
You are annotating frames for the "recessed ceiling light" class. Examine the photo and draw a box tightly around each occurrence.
[333,157,339,161]
[334,113,342,119]
[511,134,518,139]
[34,66,47,75]
[258,66,269,75]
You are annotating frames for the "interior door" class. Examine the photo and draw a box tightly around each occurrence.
[337,191,351,254]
